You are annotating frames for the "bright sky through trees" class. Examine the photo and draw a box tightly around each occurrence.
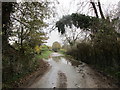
[46,0,120,46]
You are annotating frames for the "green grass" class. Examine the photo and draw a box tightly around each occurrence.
[36,50,53,59]
[58,49,66,54]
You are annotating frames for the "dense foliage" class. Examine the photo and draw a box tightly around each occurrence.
[52,41,61,52]
[56,13,120,83]
[2,2,52,88]
[56,13,96,34]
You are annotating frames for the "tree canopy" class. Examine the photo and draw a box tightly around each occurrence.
[52,41,61,52]
[10,2,51,50]
[56,13,95,34]
[2,2,53,88]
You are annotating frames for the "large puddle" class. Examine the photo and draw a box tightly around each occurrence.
[48,52,81,67]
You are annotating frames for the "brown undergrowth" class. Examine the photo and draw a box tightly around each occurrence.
[13,60,50,88]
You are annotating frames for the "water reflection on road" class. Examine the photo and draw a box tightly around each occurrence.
[30,53,84,88]
[29,53,116,88]
[51,57,71,65]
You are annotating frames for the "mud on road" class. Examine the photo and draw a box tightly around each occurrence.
[29,53,118,88]
[57,71,67,88]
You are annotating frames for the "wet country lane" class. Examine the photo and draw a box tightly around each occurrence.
[29,53,118,88]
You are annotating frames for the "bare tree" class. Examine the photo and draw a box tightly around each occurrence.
[90,0,105,19]
[61,25,88,46]
[90,0,99,18]
[98,0,105,19]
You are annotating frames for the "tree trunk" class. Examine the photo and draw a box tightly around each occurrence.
[98,0,105,19]
[20,26,24,54]
[90,1,99,18]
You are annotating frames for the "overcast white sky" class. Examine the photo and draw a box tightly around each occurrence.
[45,0,120,46]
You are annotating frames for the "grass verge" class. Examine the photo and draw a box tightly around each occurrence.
[36,50,53,59]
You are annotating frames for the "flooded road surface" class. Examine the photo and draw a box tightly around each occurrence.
[29,53,117,88]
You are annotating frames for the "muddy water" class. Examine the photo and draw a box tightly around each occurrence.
[29,53,117,88]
